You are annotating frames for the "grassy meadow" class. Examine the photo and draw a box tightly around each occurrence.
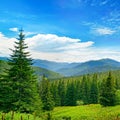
[0,112,42,120]
[1,104,120,120]
[52,104,120,120]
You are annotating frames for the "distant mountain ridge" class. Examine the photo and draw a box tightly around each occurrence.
[33,58,120,76]
[0,57,8,61]
[33,59,69,71]
[1,57,120,77]
[57,59,120,76]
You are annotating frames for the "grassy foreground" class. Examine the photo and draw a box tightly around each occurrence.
[0,112,43,120]
[1,104,120,120]
[52,104,120,120]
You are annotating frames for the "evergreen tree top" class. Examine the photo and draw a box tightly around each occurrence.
[17,28,25,41]
[19,28,24,33]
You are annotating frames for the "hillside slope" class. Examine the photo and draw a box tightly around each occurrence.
[0,60,62,79]
[33,67,63,80]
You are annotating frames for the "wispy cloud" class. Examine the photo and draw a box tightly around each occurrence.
[9,27,18,32]
[82,21,116,35]
[25,32,37,37]
[101,10,120,28]
[99,0,109,5]
[93,27,115,35]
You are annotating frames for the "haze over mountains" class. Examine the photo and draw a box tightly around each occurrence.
[1,57,120,77]
[33,58,120,76]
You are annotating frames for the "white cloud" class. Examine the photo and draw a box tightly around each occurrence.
[24,32,37,36]
[25,34,94,53]
[93,27,115,35]
[25,33,120,62]
[9,27,18,32]
[0,32,120,62]
[101,10,120,31]
[0,32,16,57]
[35,47,120,63]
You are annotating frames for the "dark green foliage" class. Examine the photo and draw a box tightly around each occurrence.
[76,80,82,100]
[115,78,120,89]
[58,80,66,106]
[89,74,98,104]
[0,30,42,112]
[81,75,90,104]
[0,76,13,112]
[65,82,76,106]
[39,75,54,111]
[49,71,120,107]
[50,82,61,106]
[99,72,116,106]
[0,60,10,74]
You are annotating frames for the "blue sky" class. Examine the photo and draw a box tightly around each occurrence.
[0,0,120,62]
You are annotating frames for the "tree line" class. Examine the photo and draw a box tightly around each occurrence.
[49,72,120,107]
[0,30,120,114]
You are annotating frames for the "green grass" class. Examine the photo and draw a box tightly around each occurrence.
[0,111,43,120]
[1,105,120,120]
[52,104,120,120]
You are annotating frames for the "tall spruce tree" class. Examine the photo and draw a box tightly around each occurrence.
[2,29,42,112]
[99,72,116,106]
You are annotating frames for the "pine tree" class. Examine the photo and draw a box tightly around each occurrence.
[76,80,82,100]
[65,82,76,106]
[58,80,66,106]
[1,29,42,112]
[99,72,116,106]
[39,75,54,111]
[89,74,98,104]
[81,75,90,104]
[50,81,61,106]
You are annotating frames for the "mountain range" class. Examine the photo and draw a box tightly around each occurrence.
[1,57,120,77]
[33,58,120,76]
